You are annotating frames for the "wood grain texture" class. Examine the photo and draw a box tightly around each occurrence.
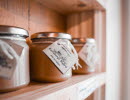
[93,10,106,100]
[36,0,106,15]
[80,11,94,38]
[0,73,106,100]
[94,10,106,72]
[67,13,81,37]
[29,0,66,35]
[0,0,29,30]
[67,11,95,38]
[0,0,66,36]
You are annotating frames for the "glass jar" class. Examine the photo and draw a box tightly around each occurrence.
[72,38,98,74]
[30,32,72,82]
[0,25,30,93]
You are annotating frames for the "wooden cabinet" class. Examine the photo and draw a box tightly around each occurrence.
[0,0,106,99]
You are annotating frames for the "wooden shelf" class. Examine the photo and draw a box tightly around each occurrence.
[36,0,106,15]
[0,72,106,100]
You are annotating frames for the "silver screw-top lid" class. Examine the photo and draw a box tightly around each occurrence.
[72,38,96,44]
[71,38,87,43]
[31,32,72,40]
[0,25,29,38]
[87,38,96,43]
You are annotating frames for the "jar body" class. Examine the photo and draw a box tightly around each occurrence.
[30,41,72,82]
[72,44,93,74]
[0,38,30,93]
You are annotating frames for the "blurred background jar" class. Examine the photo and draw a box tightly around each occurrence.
[30,32,72,82]
[72,38,99,74]
[0,25,30,93]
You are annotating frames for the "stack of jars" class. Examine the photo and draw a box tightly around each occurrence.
[0,25,99,93]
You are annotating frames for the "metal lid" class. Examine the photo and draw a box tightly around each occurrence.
[72,38,96,44]
[87,38,96,43]
[0,25,29,38]
[71,38,87,44]
[31,32,72,40]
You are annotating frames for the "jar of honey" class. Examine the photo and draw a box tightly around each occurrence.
[72,38,98,74]
[30,32,73,82]
[0,25,30,93]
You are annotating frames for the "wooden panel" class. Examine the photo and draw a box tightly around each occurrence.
[94,11,106,100]
[0,0,66,36]
[36,0,106,15]
[29,0,66,35]
[0,0,29,30]
[67,10,94,38]
[94,11,106,72]
[80,11,94,38]
[67,13,81,38]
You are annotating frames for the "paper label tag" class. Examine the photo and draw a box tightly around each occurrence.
[78,42,99,72]
[0,39,23,79]
[43,39,80,74]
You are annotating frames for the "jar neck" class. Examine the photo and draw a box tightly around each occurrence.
[0,36,26,41]
[72,43,85,46]
[32,38,67,43]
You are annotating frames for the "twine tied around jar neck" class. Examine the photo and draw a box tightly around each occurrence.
[58,39,82,70]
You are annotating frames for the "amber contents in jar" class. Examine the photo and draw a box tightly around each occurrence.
[72,38,93,74]
[30,32,72,82]
[0,25,30,93]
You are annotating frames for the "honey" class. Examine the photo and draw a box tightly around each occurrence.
[72,38,90,74]
[72,38,98,74]
[30,32,72,82]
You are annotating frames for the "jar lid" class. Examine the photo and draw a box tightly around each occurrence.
[31,32,72,40]
[71,38,87,44]
[87,38,96,43]
[72,38,96,44]
[0,25,29,38]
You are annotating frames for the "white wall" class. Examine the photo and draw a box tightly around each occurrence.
[106,0,122,100]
